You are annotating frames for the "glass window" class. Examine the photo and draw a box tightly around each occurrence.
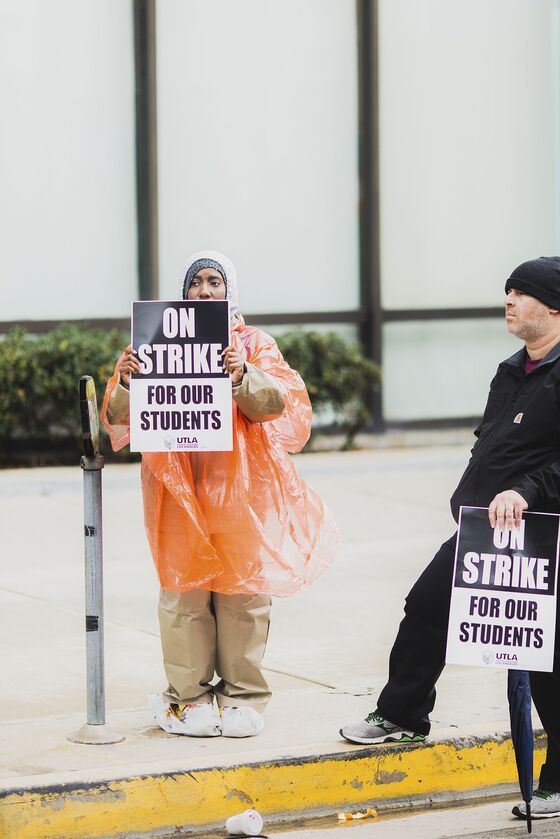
[157,0,360,315]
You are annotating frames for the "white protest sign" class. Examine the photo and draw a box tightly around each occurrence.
[129,300,232,453]
[446,506,559,671]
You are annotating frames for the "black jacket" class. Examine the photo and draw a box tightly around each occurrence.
[450,340,560,521]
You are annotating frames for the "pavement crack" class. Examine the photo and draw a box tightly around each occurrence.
[262,663,337,689]
[0,586,159,637]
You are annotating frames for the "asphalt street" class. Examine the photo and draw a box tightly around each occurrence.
[253,800,556,839]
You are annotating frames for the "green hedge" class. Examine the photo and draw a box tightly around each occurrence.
[0,324,380,464]
[0,325,127,463]
[276,329,380,449]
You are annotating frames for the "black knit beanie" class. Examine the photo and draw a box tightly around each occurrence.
[505,257,560,310]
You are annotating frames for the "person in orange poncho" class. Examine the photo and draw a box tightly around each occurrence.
[101,250,340,738]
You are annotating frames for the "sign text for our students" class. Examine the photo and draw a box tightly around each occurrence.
[446,506,559,671]
[129,300,232,452]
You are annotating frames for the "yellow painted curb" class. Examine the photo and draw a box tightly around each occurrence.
[0,733,546,839]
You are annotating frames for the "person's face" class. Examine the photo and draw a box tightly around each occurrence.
[186,268,226,300]
[505,288,556,342]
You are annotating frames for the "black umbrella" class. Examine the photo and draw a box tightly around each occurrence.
[508,669,533,833]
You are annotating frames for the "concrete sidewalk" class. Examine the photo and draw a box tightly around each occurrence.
[0,445,541,838]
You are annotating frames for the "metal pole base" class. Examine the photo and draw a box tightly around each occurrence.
[68,723,125,745]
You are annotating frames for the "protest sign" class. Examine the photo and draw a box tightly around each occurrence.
[129,300,232,452]
[446,506,559,671]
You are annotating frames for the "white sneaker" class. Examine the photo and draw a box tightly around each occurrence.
[340,711,426,745]
[513,789,560,819]
[220,706,264,737]
[148,693,222,737]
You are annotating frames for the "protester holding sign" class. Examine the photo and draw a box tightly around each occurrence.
[102,250,340,739]
[341,256,560,821]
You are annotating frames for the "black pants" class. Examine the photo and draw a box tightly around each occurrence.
[376,533,560,792]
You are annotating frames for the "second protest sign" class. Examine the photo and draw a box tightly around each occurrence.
[446,506,559,672]
[130,300,232,452]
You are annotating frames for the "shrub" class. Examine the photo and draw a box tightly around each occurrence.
[0,324,380,463]
[276,330,381,449]
[0,325,127,462]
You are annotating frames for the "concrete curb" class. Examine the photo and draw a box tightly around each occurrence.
[0,731,546,839]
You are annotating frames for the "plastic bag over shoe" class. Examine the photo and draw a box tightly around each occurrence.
[101,316,340,596]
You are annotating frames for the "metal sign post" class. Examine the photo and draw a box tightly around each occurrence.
[68,376,124,745]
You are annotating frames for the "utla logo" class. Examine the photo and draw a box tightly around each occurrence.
[496,652,518,662]
[176,437,199,449]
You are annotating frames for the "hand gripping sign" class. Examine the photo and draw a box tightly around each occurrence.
[129,300,232,453]
[446,507,560,671]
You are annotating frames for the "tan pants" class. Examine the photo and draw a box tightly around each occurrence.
[158,588,272,712]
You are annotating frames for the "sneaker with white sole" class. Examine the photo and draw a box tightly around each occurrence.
[513,789,560,820]
[220,706,264,737]
[340,711,426,745]
[148,693,222,737]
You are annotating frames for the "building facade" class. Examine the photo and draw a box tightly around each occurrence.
[1,0,559,424]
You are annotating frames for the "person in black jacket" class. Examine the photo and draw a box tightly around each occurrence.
[341,256,560,820]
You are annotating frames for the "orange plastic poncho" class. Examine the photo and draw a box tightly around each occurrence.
[101,316,340,596]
